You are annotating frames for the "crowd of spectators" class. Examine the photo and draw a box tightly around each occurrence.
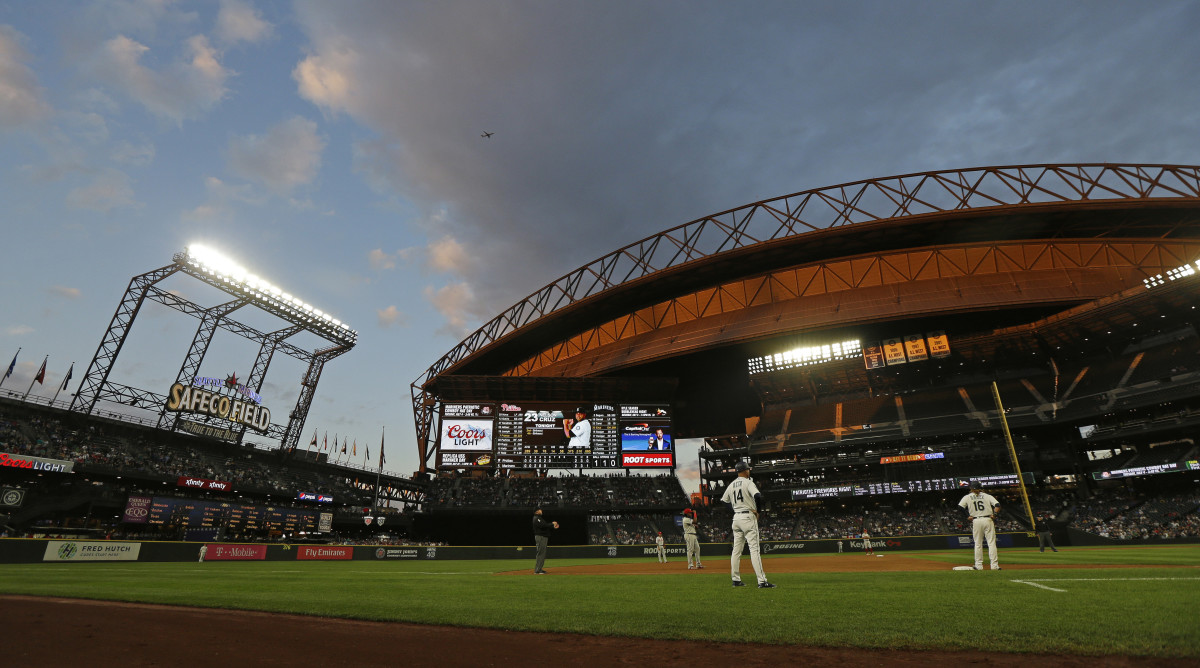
[425,472,688,510]
[1,409,370,504]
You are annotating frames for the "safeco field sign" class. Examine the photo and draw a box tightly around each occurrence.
[43,541,142,562]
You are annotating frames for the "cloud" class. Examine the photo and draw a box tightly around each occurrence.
[180,175,261,222]
[49,286,82,299]
[368,248,396,271]
[426,236,470,275]
[227,116,325,194]
[92,34,228,122]
[5,325,33,336]
[0,25,53,128]
[216,0,273,46]
[66,169,138,212]
[111,140,155,165]
[422,281,482,338]
[376,305,406,328]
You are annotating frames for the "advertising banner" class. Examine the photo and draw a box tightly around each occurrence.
[123,495,153,523]
[0,452,74,473]
[297,545,353,560]
[373,546,421,559]
[203,544,267,561]
[176,476,233,491]
[621,453,673,467]
[43,541,141,562]
[318,512,333,533]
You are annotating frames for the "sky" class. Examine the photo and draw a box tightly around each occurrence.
[1,1,1198,495]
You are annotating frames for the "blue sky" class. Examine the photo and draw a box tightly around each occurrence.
[1,1,1198,493]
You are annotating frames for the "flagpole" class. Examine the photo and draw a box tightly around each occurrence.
[52,362,74,405]
[374,427,384,517]
[0,347,19,389]
[23,355,47,400]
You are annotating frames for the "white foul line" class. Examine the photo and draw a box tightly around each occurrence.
[1011,577,1200,593]
[1011,579,1066,592]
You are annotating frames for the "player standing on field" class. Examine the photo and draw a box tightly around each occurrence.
[683,509,703,569]
[655,531,667,563]
[720,461,775,588]
[958,480,1002,570]
[532,507,559,574]
[861,529,874,556]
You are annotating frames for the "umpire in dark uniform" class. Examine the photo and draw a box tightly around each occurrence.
[532,507,558,574]
[1035,515,1059,552]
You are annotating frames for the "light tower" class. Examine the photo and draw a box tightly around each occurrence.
[71,245,357,454]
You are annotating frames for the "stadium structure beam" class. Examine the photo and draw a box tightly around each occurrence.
[74,248,356,457]
[72,264,181,415]
[157,298,250,430]
[412,164,1200,470]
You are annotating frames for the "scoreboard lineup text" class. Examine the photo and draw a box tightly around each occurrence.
[437,401,674,470]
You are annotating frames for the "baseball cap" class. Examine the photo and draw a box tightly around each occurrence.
[734,461,751,472]
[969,480,983,490]
[574,406,588,415]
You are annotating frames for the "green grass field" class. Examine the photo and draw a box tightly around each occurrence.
[2,546,1198,657]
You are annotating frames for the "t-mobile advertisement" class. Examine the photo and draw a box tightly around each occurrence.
[203,544,267,561]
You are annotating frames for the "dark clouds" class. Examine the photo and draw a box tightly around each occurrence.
[292,0,1200,325]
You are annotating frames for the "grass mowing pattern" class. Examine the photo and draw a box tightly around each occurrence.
[1,546,1197,657]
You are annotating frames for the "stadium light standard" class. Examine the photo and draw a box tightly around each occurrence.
[178,244,356,345]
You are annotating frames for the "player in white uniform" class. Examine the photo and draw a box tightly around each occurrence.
[683,509,703,569]
[958,480,1002,570]
[564,407,591,449]
[861,530,873,555]
[720,461,775,588]
[654,532,668,563]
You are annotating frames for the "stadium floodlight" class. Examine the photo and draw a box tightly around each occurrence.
[176,244,356,345]
[749,338,863,374]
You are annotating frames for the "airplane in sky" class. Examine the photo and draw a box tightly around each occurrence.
[481,131,494,138]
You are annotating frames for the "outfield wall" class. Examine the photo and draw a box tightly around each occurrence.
[0,532,1051,563]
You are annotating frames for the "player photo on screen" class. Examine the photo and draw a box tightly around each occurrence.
[620,423,671,451]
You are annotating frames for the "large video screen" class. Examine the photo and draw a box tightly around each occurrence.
[436,401,673,469]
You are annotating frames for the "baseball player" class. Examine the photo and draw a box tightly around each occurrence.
[683,509,704,569]
[958,480,1002,570]
[198,544,207,562]
[655,531,667,563]
[861,529,874,556]
[532,507,559,574]
[720,461,775,588]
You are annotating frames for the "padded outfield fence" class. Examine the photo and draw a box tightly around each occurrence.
[0,532,1053,563]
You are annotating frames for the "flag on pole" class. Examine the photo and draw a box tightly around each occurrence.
[323,432,328,451]
[309,430,318,451]
[33,358,46,384]
[352,439,357,456]
[3,348,18,380]
[60,362,74,391]
[341,438,347,454]
[379,427,386,468]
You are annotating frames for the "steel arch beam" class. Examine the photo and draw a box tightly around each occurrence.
[411,163,1200,471]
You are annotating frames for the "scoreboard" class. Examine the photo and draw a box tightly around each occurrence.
[790,472,1035,500]
[135,496,320,533]
[437,401,673,470]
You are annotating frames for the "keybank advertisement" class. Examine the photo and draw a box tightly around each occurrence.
[43,541,142,562]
